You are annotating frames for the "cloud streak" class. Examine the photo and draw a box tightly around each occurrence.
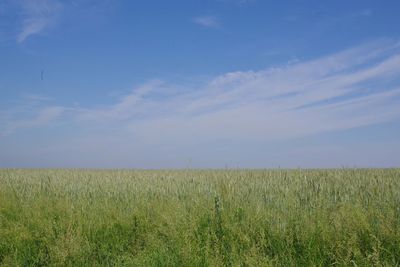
[1,40,400,167]
[193,16,219,28]
[1,106,64,135]
[16,0,62,43]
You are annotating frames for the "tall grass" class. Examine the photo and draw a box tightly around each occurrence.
[0,169,399,266]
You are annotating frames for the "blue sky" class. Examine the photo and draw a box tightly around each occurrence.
[1,0,400,168]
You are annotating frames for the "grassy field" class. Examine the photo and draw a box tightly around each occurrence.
[0,169,399,266]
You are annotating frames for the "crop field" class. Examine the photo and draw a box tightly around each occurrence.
[0,169,400,266]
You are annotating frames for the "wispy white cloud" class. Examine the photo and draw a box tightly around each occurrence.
[2,40,400,167]
[20,93,53,102]
[77,80,164,122]
[353,9,373,18]
[218,0,256,6]
[16,0,62,43]
[193,16,219,28]
[1,106,64,135]
[70,40,400,141]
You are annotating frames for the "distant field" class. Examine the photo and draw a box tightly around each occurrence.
[0,169,399,266]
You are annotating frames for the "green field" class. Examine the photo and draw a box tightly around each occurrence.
[0,169,399,266]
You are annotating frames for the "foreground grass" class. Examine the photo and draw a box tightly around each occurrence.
[0,169,399,266]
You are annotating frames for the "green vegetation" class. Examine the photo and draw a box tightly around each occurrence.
[0,169,400,266]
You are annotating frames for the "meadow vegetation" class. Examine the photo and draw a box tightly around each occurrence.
[0,169,399,266]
